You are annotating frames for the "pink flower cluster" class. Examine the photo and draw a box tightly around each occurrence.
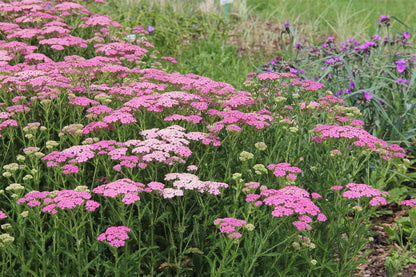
[311,124,406,160]
[259,186,327,230]
[92,178,149,204]
[16,191,50,207]
[0,210,7,219]
[97,226,131,248]
[0,119,18,137]
[163,173,228,197]
[161,56,178,63]
[95,42,149,63]
[342,183,388,207]
[218,90,255,108]
[213,217,247,239]
[400,199,416,208]
[267,163,302,181]
[164,114,202,124]
[124,91,208,113]
[206,109,273,131]
[42,125,216,173]
[256,72,325,91]
[17,190,100,214]
[336,116,365,127]
[257,72,297,81]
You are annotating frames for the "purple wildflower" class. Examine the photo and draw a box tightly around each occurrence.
[377,15,391,26]
[361,90,373,100]
[396,59,406,73]
[147,25,155,32]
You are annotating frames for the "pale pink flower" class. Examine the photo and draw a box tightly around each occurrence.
[331,185,343,191]
[186,165,198,172]
[311,193,322,199]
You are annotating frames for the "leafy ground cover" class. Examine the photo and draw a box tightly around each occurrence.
[0,0,415,276]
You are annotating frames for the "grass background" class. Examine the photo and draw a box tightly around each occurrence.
[97,0,416,89]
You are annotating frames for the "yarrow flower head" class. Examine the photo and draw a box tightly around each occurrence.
[0,210,7,219]
[239,151,254,162]
[214,217,248,239]
[267,163,302,182]
[342,183,389,207]
[0,233,14,247]
[253,164,268,175]
[400,199,416,209]
[17,190,100,214]
[311,124,406,160]
[92,178,147,205]
[331,185,343,191]
[254,142,267,151]
[186,165,198,172]
[163,173,228,197]
[260,186,327,230]
[97,226,131,247]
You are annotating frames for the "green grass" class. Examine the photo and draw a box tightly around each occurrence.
[117,0,416,43]
[101,0,416,83]
[247,0,416,40]
[172,40,257,88]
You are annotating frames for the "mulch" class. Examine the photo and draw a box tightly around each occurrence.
[355,203,416,276]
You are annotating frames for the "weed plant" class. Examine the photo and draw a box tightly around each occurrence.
[0,0,415,276]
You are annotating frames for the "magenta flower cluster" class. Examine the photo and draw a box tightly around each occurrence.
[17,190,100,214]
[97,226,131,248]
[342,183,389,207]
[400,199,416,208]
[0,210,7,219]
[256,72,325,91]
[213,217,247,239]
[267,163,302,181]
[311,124,405,160]
[246,185,327,231]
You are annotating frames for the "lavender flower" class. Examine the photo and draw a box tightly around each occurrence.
[396,59,406,73]
[147,25,155,32]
